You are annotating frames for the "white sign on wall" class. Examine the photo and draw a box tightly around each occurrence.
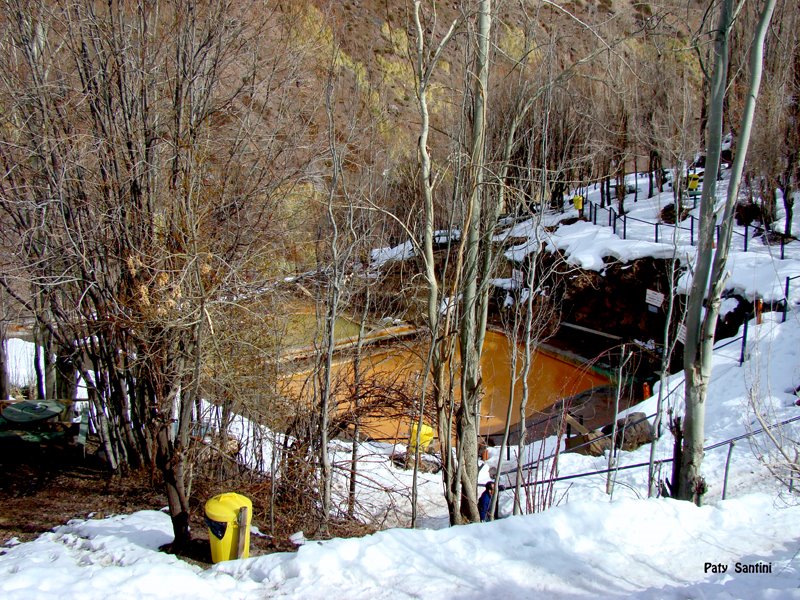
[646,289,665,308]
[512,268,524,287]
[677,323,687,345]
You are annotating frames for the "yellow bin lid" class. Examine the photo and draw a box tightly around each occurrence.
[205,492,252,523]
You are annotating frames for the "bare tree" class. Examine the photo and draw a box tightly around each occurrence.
[454,0,493,524]
[747,380,800,498]
[746,0,799,236]
[0,290,9,400]
[0,0,315,547]
[410,0,461,524]
[680,0,777,504]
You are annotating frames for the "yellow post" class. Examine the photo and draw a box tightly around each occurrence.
[573,195,584,218]
[409,422,435,453]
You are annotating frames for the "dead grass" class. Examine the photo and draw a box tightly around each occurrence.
[0,437,375,565]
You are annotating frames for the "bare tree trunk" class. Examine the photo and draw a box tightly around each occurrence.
[648,151,655,199]
[513,252,541,515]
[457,0,492,524]
[412,0,459,524]
[782,44,800,237]
[606,347,631,497]
[679,0,732,504]
[316,69,346,527]
[680,0,776,503]
[43,315,56,399]
[760,177,777,227]
[648,255,682,497]
[155,422,191,549]
[0,291,9,399]
[781,178,795,238]
[87,382,120,471]
[349,288,371,519]
[0,333,7,401]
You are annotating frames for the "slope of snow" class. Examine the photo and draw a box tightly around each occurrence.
[210,494,800,599]
[2,495,799,599]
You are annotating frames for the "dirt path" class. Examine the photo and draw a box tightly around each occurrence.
[0,440,339,564]
[0,443,166,545]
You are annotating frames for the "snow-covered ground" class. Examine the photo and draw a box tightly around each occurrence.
[3,493,799,599]
[3,174,800,598]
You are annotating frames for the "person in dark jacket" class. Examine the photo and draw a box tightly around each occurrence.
[478,481,498,522]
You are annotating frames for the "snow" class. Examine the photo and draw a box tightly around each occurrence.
[545,220,682,270]
[0,511,259,598]
[497,171,800,308]
[3,494,800,598]
[4,338,39,388]
[3,172,800,598]
[370,240,414,267]
[3,337,88,399]
[500,313,800,511]
[211,494,800,599]
[369,231,460,268]
[193,406,445,529]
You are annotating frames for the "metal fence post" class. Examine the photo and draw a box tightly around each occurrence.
[744,225,748,252]
[690,216,694,246]
[722,441,735,500]
[784,276,791,323]
[623,214,627,239]
[655,222,659,244]
[739,319,749,366]
[781,235,785,260]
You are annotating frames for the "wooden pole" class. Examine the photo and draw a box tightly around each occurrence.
[237,506,249,559]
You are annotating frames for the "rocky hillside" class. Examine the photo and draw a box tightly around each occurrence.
[292,0,701,162]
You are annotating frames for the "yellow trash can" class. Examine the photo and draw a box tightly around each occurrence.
[409,422,435,453]
[204,492,253,563]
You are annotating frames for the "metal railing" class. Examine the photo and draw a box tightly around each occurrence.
[587,199,793,258]
[514,413,800,499]
[503,371,686,478]
[784,275,800,322]
[711,322,749,366]
[501,337,762,481]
